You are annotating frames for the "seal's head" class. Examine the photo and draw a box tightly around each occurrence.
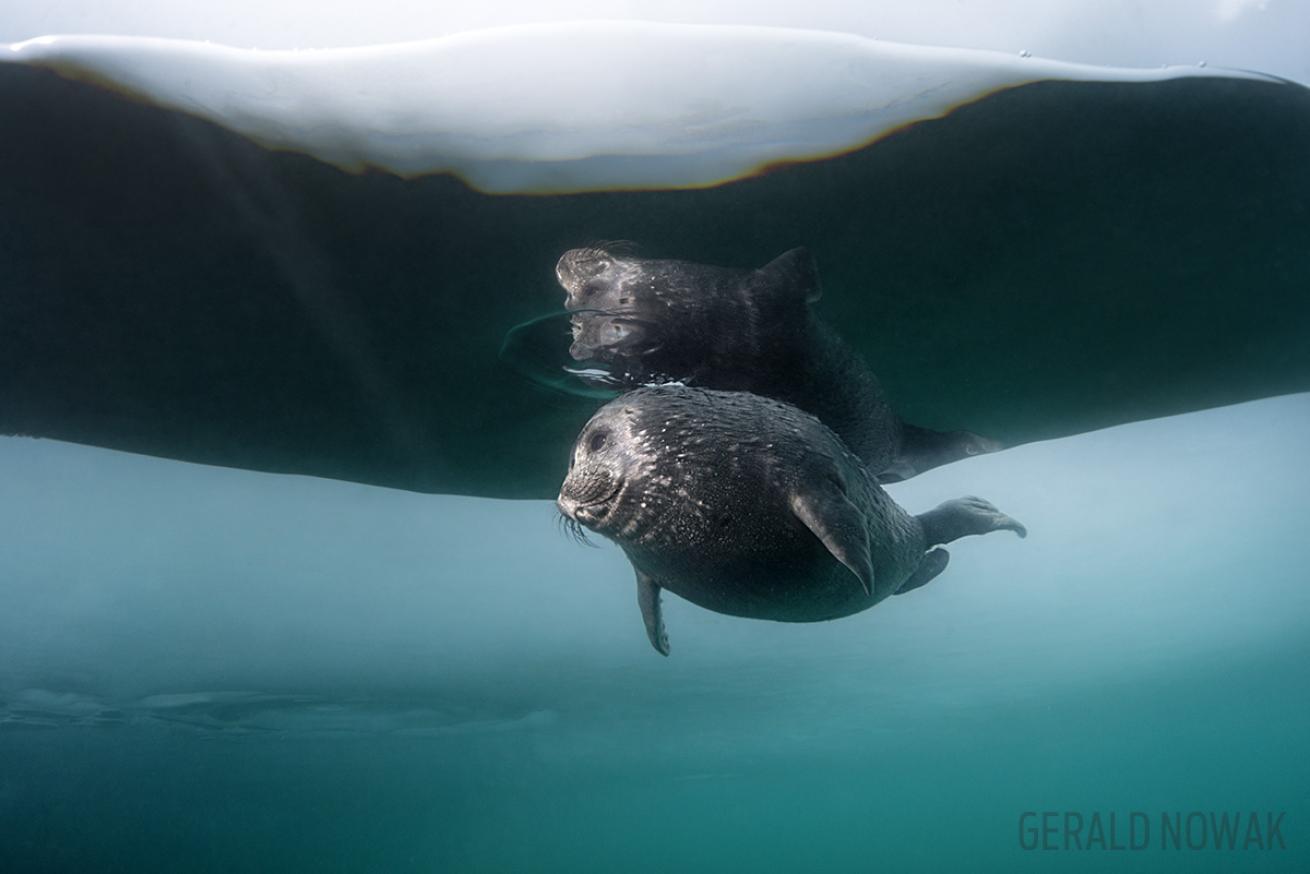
[555,246,750,314]
[557,386,813,552]
[556,247,822,392]
[557,402,644,537]
[555,247,635,312]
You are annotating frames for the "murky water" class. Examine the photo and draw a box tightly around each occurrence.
[3,395,1307,871]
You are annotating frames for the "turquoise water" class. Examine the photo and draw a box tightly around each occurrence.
[2,394,1307,871]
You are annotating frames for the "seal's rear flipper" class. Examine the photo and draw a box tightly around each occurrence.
[635,567,671,656]
[894,548,951,596]
[879,424,1005,483]
[918,496,1027,546]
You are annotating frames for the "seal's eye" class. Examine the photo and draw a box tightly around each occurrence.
[588,430,609,452]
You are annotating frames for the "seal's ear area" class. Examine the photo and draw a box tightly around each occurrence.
[789,477,874,596]
[754,247,822,304]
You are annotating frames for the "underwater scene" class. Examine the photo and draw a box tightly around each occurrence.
[2,5,1308,872]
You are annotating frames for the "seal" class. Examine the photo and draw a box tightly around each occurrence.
[556,246,999,481]
[556,385,1026,655]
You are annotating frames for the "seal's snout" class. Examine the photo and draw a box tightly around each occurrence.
[561,467,616,508]
[557,489,608,528]
[559,451,622,531]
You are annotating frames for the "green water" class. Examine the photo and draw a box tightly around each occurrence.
[2,395,1308,871]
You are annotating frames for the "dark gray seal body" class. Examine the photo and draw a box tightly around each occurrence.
[556,386,1025,655]
[556,246,998,481]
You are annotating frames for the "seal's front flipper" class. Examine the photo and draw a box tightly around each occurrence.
[894,548,950,596]
[880,424,1004,483]
[789,479,875,597]
[636,568,671,656]
[918,496,1027,546]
